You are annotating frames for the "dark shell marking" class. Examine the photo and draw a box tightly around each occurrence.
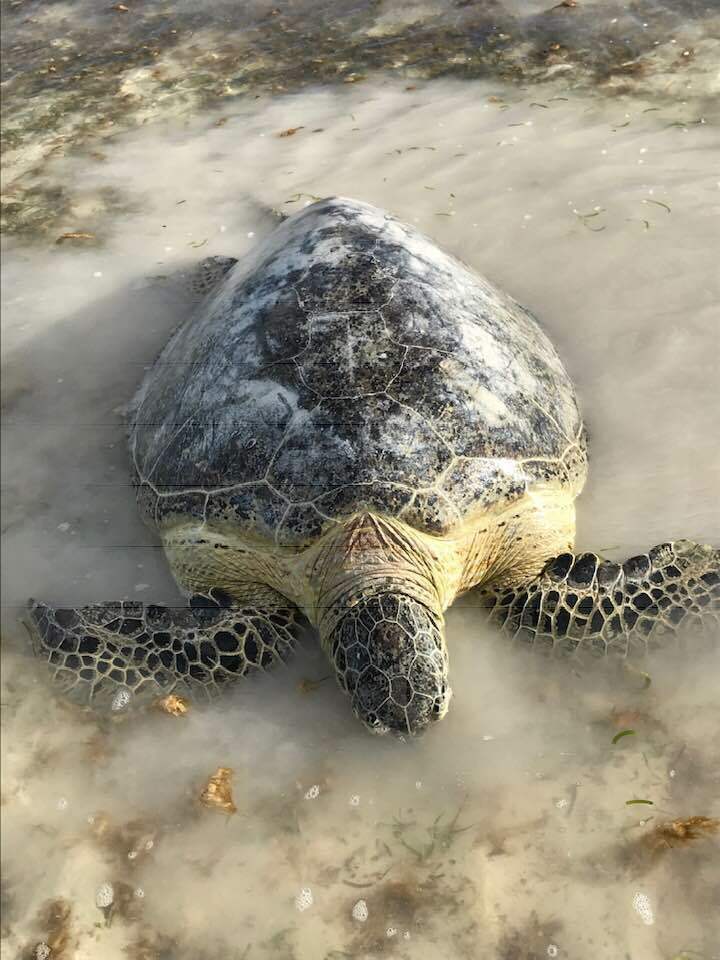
[130,198,586,546]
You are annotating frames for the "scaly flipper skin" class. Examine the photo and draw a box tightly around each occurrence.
[25,588,306,713]
[481,540,720,656]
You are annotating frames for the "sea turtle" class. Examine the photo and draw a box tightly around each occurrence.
[26,197,719,735]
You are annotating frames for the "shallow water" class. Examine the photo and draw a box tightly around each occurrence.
[2,2,720,958]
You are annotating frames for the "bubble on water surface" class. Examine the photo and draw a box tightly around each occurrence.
[95,882,115,909]
[351,899,368,922]
[632,891,654,925]
[295,887,313,912]
[111,688,132,712]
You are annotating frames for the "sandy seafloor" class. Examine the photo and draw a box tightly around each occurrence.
[1,1,720,958]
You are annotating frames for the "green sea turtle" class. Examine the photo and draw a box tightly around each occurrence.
[26,197,719,735]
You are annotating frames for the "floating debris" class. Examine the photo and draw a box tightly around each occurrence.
[573,207,607,231]
[646,816,720,850]
[612,729,636,744]
[304,784,320,800]
[278,126,304,137]
[284,192,322,204]
[55,232,96,244]
[199,767,237,815]
[156,693,190,716]
[642,198,671,213]
[626,799,654,806]
[621,663,653,689]
[297,675,331,694]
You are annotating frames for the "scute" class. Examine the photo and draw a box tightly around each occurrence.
[130,197,586,546]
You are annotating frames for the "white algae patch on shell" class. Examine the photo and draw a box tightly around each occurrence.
[130,198,586,546]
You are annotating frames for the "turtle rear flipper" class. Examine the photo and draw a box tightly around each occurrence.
[24,590,305,714]
[482,540,720,656]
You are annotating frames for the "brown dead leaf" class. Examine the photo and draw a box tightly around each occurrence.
[55,232,96,244]
[157,693,190,717]
[647,816,720,850]
[200,767,236,815]
[278,126,304,138]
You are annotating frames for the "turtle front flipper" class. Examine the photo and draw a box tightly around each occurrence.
[481,540,719,657]
[24,588,306,714]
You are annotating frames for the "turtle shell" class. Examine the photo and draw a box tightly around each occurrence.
[130,197,586,547]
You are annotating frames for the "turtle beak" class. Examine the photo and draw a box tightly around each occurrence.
[358,681,453,738]
[325,593,452,738]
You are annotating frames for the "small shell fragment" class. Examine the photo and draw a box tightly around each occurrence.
[351,899,369,922]
[199,767,237,815]
[156,693,190,717]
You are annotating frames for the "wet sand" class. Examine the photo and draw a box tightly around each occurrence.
[2,3,719,958]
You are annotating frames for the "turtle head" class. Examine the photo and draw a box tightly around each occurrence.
[324,592,451,736]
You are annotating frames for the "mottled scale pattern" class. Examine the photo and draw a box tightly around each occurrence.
[482,540,720,657]
[26,591,304,711]
[329,593,450,734]
[130,197,586,545]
